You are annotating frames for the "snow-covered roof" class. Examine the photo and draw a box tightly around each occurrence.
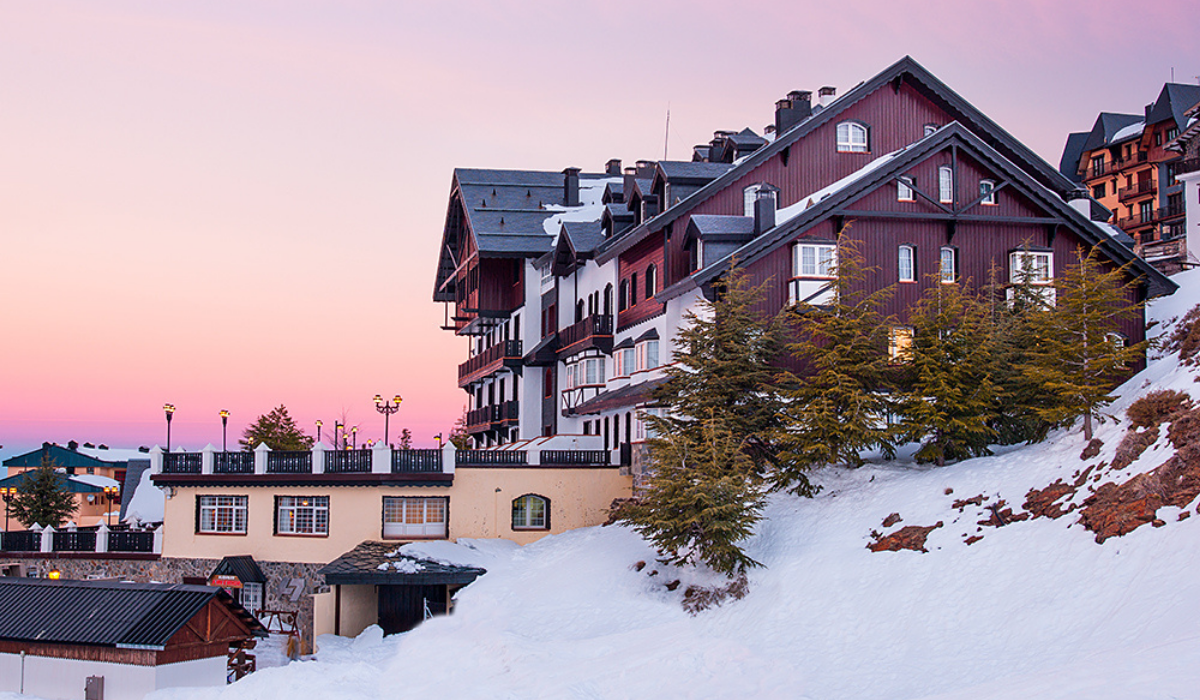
[1110,120,1145,144]
[122,468,164,523]
[70,474,120,489]
[774,149,903,226]
[76,446,153,462]
[542,177,621,237]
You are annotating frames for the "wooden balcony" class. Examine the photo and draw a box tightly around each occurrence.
[458,339,523,387]
[1178,158,1200,176]
[465,400,520,434]
[557,314,614,358]
[1117,180,1156,202]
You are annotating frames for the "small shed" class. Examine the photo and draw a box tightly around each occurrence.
[317,541,485,637]
[207,555,268,619]
[0,578,266,700]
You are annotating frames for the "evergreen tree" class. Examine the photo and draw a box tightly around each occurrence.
[774,233,895,482]
[621,412,765,576]
[397,428,413,450]
[448,408,471,449]
[9,456,77,528]
[1024,246,1146,440]
[896,278,996,465]
[239,405,314,451]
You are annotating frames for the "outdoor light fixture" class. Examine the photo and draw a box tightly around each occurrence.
[351,426,358,450]
[47,568,61,580]
[219,409,230,452]
[163,403,176,453]
[103,485,119,527]
[373,394,403,447]
[315,420,323,443]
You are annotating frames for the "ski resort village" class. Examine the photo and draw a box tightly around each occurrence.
[3,6,1200,699]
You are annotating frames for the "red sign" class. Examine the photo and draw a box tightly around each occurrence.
[210,575,242,589]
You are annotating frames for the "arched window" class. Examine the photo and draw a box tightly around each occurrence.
[604,284,613,316]
[979,179,997,205]
[898,245,916,282]
[836,121,869,153]
[645,264,657,299]
[512,494,549,530]
[938,166,954,203]
[939,246,957,284]
[630,273,638,306]
[619,280,629,311]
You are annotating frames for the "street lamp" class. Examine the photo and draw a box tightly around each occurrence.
[373,394,403,447]
[219,410,230,452]
[1,486,14,533]
[315,420,323,444]
[351,426,358,450]
[335,422,343,449]
[103,485,119,527]
[163,404,175,453]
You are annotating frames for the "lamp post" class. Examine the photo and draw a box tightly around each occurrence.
[219,410,230,452]
[163,404,175,453]
[103,485,119,527]
[373,394,403,447]
[1,487,13,533]
[335,422,343,449]
[351,426,358,450]
[315,420,323,444]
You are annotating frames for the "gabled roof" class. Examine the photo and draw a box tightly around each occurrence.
[562,221,606,256]
[1059,132,1090,184]
[0,578,265,649]
[4,443,122,469]
[1079,113,1143,153]
[570,377,668,415]
[319,541,486,586]
[656,161,735,184]
[0,471,107,493]
[211,555,267,584]
[685,215,756,244]
[728,127,768,149]
[1146,83,1200,131]
[598,55,1083,264]
[673,122,1175,300]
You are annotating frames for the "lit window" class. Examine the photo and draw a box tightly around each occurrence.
[939,247,957,284]
[511,494,549,530]
[897,175,915,202]
[382,496,447,538]
[836,122,869,153]
[898,245,916,282]
[980,179,996,205]
[939,166,954,203]
[198,495,247,534]
[276,496,329,536]
[889,326,914,363]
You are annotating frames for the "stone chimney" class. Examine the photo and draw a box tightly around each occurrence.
[775,90,812,135]
[818,86,837,108]
[753,191,776,235]
[563,167,581,207]
[605,159,622,176]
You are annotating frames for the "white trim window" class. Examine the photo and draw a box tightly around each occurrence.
[241,582,263,618]
[938,166,954,203]
[617,347,636,377]
[939,246,957,284]
[198,495,247,534]
[836,121,869,153]
[790,242,837,305]
[898,245,916,282]
[383,496,447,538]
[889,326,914,363]
[566,356,606,388]
[636,340,660,372]
[897,175,915,202]
[276,496,329,536]
[979,179,997,205]
[511,495,548,530]
[1009,250,1053,284]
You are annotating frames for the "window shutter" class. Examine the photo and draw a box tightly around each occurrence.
[272,497,279,536]
[194,495,201,534]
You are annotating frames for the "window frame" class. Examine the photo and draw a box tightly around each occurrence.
[382,496,449,539]
[792,242,838,279]
[897,175,915,202]
[645,264,657,299]
[938,166,954,204]
[511,494,550,531]
[888,326,914,364]
[923,123,939,137]
[197,495,248,535]
[939,246,957,284]
[979,179,997,205]
[274,495,329,537]
[898,245,916,283]
[1008,250,1053,285]
[835,121,869,153]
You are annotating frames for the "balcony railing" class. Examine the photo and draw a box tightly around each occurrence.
[1116,211,1153,230]
[465,400,520,433]
[0,530,41,552]
[1,527,159,555]
[52,530,97,552]
[1081,161,1107,180]
[1178,158,1200,176]
[558,314,613,355]
[392,449,443,473]
[540,450,612,466]
[214,451,255,474]
[1152,202,1186,223]
[1117,180,1156,202]
[266,451,313,474]
[1140,238,1187,261]
[108,531,155,553]
[324,450,372,474]
[457,450,528,466]
[458,339,523,385]
[162,452,202,474]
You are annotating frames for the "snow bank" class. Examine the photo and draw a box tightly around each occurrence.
[122,468,164,523]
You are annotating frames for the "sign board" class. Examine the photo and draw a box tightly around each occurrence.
[210,575,242,589]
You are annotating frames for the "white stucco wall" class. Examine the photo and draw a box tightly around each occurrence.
[1178,170,1200,267]
[0,652,226,700]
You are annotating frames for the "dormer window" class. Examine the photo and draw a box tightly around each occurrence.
[743,183,779,216]
[836,121,869,153]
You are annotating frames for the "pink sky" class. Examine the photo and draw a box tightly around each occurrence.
[1,0,1197,460]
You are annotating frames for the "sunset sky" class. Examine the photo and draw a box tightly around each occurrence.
[1,1,1197,461]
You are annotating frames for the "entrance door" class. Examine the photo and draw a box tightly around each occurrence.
[377,585,449,634]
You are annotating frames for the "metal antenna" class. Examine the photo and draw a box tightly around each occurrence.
[664,104,671,160]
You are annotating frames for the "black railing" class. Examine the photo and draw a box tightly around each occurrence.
[1152,202,1186,222]
[1,530,40,552]
[457,450,528,466]
[540,450,612,466]
[558,314,613,351]
[266,451,313,474]
[52,531,97,552]
[1178,158,1200,176]
[162,452,202,474]
[108,531,155,553]
[466,401,520,431]
[458,339,523,383]
[1117,180,1156,202]
[392,449,443,473]
[324,450,372,473]
[214,451,255,474]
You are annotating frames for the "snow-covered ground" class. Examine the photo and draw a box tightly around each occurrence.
[9,272,1200,700]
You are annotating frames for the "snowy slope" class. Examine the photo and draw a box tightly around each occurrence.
[117,271,1200,698]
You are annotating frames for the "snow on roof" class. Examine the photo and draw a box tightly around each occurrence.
[1111,120,1145,144]
[122,468,164,523]
[541,177,622,236]
[75,446,153,462]
[774,149,903,226]
[70,474,120,489]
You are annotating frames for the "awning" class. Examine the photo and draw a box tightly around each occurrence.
[319,541,486,587]
[570,376,669,415]
[210,555,268,585]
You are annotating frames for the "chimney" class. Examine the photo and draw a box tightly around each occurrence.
[641,194,660,221]
[753,191,776,235]
[563,167,581,206]
[635,160,656,178]
[605,159,622,176]
[775,90,812,135]
[818,86,837,108]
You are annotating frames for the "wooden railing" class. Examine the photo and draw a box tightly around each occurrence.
[558,314,613,351]
[266,451,313,474]
[466,401,520,432]
[392,449,443,473]
[458,339,522,383]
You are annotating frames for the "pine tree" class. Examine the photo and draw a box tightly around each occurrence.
[9,456,78,528]
[621,412,765,576]
[448,408,471,449]
[239,405,314,451]
[397,428,413,450]
[896,278,996,466]
[1024,246,1146,440]
[774,233,895,482]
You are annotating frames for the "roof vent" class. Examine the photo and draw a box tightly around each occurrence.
[605,159,622,175]
[818,86,837,108]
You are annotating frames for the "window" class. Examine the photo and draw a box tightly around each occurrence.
[636,340,660,372]
[898,245,916,282]
[1166,127,1179,142]
[1092,183,1106,199]
[1106,332,1127,350]
[939,246,957,284]
[979,179,996,205]
[924,124,939,137]
[512,494,548,530]
[618,280,629,311]
[635,408,665,441]
[198,495,248,534]
[938,166,954,203]
[618,347,636,376]
[241,583,263,618]
[276,496,329,536]
[383,497,448,538]
[743,184,778,216]
[790,242,837,305]
[888,326,914,363]
[897,175,915,202]
[1091,155,1105,177]
[1009,250,1052,284]
[566,356,606,388]
[836,121,869,153]
[630,273,638,306]
[645,264,657,299]
[1139,200,1154,221]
